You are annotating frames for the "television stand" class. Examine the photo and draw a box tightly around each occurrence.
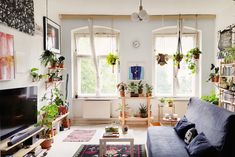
[0,126,45,157]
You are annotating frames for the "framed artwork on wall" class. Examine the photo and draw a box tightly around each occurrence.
[128,63,144,80]
[43,16,61,54]
[0,32,15,81]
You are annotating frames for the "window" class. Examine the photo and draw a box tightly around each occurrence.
[154,31,198,97]
[75,29,119,96]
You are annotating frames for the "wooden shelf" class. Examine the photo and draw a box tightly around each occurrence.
[0,127,44,152]
[52,112,69,125]
[220,75,235,77]
[119,96,152,99]
[13,139,45,157]
[48,67,65,70]
[221,62,235,66]
[119,116,154,121]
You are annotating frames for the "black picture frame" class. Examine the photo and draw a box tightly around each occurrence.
[43,16,61,54]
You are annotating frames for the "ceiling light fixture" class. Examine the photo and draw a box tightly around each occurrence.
[131,0,149,22]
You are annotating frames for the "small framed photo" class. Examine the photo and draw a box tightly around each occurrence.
[43,16,61,53]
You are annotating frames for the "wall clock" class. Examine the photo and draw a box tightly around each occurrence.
[132,40,140,48]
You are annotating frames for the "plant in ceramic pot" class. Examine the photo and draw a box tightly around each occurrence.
[52,87,68,115]
[139,104,148,118]
[137,80,144,96]
[117,82,127,97]
[40,50,55,67]
[145,83,153,97]
[58,56,65,68]
[116,103,130,118]
[188,47,202,60]
[173,51,184,69]
[128,82,138,97]
[106,52,119,73]
[38,103,59,150]
[208,64,219,82]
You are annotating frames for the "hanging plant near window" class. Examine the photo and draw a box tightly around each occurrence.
[185,48,201,74]
[188,48,202,60]
[156,53,169,66]
[174,16,183,69]
[106,52,119,73]
[173,52,183,69]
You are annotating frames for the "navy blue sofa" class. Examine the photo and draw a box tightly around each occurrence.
[147,97,235,157]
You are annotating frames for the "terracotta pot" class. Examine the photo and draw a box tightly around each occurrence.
[51,63,57,68]
[59,63,64,68]
[193,54,200,60]
[48,78,53,82]
[62,118,71,128]
[146,93,152,97]
[212,75,219,82]
[120,91,125,97]
[59,106,68,115]
[130,92,138,97]
[40,139,52,150]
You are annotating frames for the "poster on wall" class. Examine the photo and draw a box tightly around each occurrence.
[0,0,35,35]
[128,65,144,80]
[43,16,61,54]
[0,32,15,81]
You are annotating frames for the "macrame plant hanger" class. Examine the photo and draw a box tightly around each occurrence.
[176,15,183,69]
[195,15,199,49]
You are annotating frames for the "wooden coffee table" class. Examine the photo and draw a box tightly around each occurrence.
[99,130,134,157]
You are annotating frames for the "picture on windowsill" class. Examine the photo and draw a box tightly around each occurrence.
[128,65,144,80]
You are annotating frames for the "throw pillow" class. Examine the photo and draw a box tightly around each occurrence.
[184,128,198,144]
[186,132,218,157]
[174,116,195,139]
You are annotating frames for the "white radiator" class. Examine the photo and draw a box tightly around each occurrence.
[82,99,111,119]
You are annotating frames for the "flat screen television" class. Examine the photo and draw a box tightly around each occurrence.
[0,86,38,140]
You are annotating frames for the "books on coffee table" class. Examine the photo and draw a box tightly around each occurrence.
[103,132,120,138]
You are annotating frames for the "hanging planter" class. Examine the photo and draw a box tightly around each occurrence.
[185,48,201,74]
[173,52,183,69]
[156,53,169,66]
[106,52,119,73]
[188,48,202,60]
[174,16,183,69]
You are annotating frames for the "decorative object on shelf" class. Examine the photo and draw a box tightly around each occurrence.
[40,50,56,67]
[117,82,127,97]
[116,103,130,118]
[129,65,144,80]
[43,16,61,53]
[201,90,219,105]
[122,125,129,134]
[218,24,235,51]
[128,82,139,97]
[131,0,149,22]
[137,80,144,96]
[58,56,65,68]
[145,83,153,97]
[166,98,174,107]
[156,53,169,66]
[0,0,35,35]
[208,64,219,82]
[139,103,148,118]
[106,52,119,73]
[0,32,15,81]
[30,68,47,82]
[159,98,166,107]
[174,15,184,69]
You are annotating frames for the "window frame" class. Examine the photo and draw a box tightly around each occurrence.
[153,32,200,98]
[75,32,120,97]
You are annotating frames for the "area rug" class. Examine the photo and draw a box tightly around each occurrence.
[63,130,96,142]
[73,144,147,157]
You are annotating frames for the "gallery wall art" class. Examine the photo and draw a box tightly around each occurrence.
[0,32,15,81]
[0,0,35,35]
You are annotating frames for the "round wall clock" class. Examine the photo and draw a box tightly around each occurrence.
[132,40,140,48]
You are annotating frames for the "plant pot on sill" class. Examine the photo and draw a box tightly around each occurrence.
[120,91,125,97]
[40,139,52,150]
[59,106,68,115]
[130,92,139,97]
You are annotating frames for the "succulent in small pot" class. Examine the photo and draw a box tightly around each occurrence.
[106,52,119,73]
[139,104,148,118]
[117,82,127,97]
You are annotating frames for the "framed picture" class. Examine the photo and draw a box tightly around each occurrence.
[43,16,61,53]
[128,63,144,80]
[0,32,15,81]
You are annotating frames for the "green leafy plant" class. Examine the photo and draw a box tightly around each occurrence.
[58,56,65,68]
[137,80,144,94]
[30,68,47,82]
[201,90,219,105]
[40,50,55,67]
[128,82,138,94]
[173,52,184,69]
[208,64,219,82]
[139,104,148,118]
[185,48,201,74]
[145,83,153,96]
[106,52,119,65]
[187,47,202,59]
[224,46,235,63]
[116,82,127,92]
[159,98,165,103]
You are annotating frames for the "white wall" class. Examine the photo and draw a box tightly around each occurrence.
[61,17,216,118]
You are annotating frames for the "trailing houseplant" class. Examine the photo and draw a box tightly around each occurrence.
[145,83,153,97]
[117,82,127,97]
[173,51,184,69]
[187,47,202,60]
[52,87,68,115]
[128,82,138,97]
[208,64,219,82]
[139,104,148,118]
[40,50,55,67]
[184,48,201,74]
[106,52,119,73]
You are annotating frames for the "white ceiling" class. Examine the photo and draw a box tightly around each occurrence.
[50,0,234,15]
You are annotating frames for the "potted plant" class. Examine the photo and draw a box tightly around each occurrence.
[50,58,58,68]
[224,46,235,63]
[159,98,165,107]
[145,83,153,97]
[166,98,174,107]
[116,103,130,118]
[187,47,202,60]
[106,52,119,73]
[139,104,148,118]
[52,87,68,115]
[156,53,169,66]
[30,68,48,82]
[173,51,184,69]
[116,82,127,97]
[58,56,65,68]
[208,64,219,82]
[40,50,55,67]
[137,80,144,96]
[38,103,59,150]
[201,90,219,105]
[128,82,138,97]
[48,72,56,82]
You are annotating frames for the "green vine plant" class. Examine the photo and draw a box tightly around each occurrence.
[173,52,184,69]
[184,48,202,74]
[106,52,119,73]
[30,68,48,82]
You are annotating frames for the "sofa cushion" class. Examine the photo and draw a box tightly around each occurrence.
[184,128,198,145]
[147,126,189,157]
[186,132,218,157]
[174,116,195,139]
